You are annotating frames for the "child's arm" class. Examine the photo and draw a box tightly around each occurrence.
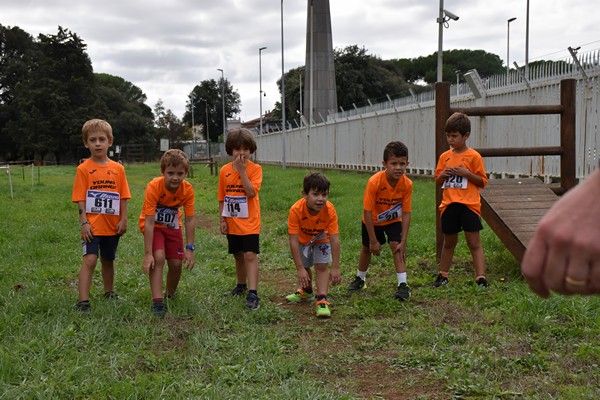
[329,233,341,286]
[394,212,411,261]
[435,169,452,187]
[184,215,196,270]
[218,201,227,234]
[453,165,485,187]
[363,209,381,256]
[77,200,93,242]
[234,155,256,198]
[116,199,128,235]
[289,234,310,289]
[142,217,155,274]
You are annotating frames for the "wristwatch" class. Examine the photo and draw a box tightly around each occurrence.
[185,244,196,251]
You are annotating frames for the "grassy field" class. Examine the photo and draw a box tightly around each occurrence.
[0,162,598,399]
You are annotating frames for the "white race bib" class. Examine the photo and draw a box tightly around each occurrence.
[86,190,120,215]
[442,174,468,189]
[155,206,179,229]
[222,195,249,218]
[377,203,402,223]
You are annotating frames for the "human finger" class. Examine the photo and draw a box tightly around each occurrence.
[521,235,551,298]
[542,235,570,295]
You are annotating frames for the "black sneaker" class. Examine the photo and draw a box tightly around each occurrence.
[433,274,449,287]
[394,282,411,301]
[75,300,91,313]
[230,285,248,296]
[152,301,166,318]
[245,292,260,310]
[476,277,490,287]
[347,276,366,291]
[103,291,121,300]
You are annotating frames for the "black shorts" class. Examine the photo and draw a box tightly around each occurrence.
[361,221,402,247]
[227,234,260,254]
[82,235,120,260]
[441,203,483,234]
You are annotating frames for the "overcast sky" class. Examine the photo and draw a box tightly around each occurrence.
[3,0,599,122]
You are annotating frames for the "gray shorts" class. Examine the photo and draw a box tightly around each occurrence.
[300,242,332,268]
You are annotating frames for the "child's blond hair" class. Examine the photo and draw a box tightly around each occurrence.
[160,149,189,173]
[82,119,113,143]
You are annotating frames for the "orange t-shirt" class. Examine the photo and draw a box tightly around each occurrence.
[435,147,487,216]
[71,158,131,236]
[362,171,413,226]
[288,198,339,246]
[217,160,262,235]
[138,177,195,232]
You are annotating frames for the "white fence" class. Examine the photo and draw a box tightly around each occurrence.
[255,50,600,180]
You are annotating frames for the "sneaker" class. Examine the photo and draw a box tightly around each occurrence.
[476,277,490,287]
[152,301,166,318]
[285,288,315,303]
[347,276,366,291]
[245,292,260,310]
[433,274,449,287]
[164,291,176,300]
[315,299,331,318]
[103,291,121,300]
[230,285,247,296]
[394,282,411,301]
[75,300,91,313]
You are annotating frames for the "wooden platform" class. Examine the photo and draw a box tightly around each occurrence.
[480,178,559,262]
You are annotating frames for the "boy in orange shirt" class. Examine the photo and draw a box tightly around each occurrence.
[285,173,341,318]
[72,119,131,312]
[218,128,262,310]
[347,141,413,301]
[139,149,196,317]
[433,112,489,287]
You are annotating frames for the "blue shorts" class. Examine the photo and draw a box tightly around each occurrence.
[361,221,403,247]
[82,235,120,260]
[227,234,260,254]
[300,242,332,268]
[441,203,483,234]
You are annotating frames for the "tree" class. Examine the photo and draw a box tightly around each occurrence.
[154,99,185,148]
[183,79,240,143]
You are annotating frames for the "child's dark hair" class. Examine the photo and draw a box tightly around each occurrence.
[160,149,189,173]
[225,128,257,155]
[445,112,471,135]
[383,141,409,162]
[303,172,330,194]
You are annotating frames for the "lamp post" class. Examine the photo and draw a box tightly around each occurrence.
[217,68,226,142]
[190,94,195,159]
[280,0,286,168]
[259,46,267,135]
[507,17,517,82]
[436,0,459,82]
[525,0,530,79]
[200,98,210,159]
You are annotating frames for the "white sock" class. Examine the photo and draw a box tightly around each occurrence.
[357,270,367,280]
[397,272,407,285]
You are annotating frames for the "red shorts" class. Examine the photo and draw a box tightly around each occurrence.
[153,228,184,260]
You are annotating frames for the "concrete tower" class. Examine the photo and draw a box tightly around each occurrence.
[303,0,337,124]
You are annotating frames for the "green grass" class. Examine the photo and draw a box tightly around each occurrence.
[0,163,598,399]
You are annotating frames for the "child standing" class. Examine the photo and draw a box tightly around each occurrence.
[433,112,489,287]
[218,128,263,310]
[347,141,413,301]
[285,173,341,318]
[139,149,196,317]
[72,119,131,312]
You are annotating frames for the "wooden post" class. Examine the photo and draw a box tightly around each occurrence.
[435,82,451,260]
[560,78,577,193]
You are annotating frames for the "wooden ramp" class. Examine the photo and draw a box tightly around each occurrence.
[480,178,559,262]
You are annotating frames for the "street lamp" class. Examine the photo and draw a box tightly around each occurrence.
[525,0,530,79]
[436,0,459,82]
[190,94,195,160]
[259,46,267,135]
[507,17,517,82]
[199,98,210,159]
[217,68,226,142]
[280,0,286,168]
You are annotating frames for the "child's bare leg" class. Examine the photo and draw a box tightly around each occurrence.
[165,259,183,296]
[78,254,97,301]
[244,251,259,291]
[440,233,458,273]
[465,231,485,277]
[314,263,329,296]
[149,250,166,299]
[100,257,114,294]
[234,252,247,285]
[358,245,371,272]
[389,241,406,273]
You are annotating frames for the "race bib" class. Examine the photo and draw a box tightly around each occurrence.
[377,203,402,223]
[442,174,468,189]
[155,206,179,229]
[86,190,120,215]
[222,195,249,218]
